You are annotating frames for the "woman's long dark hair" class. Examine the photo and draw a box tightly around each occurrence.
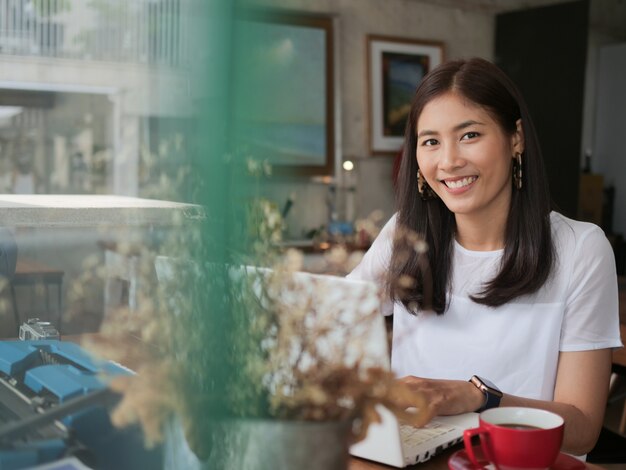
[389,58,555,314]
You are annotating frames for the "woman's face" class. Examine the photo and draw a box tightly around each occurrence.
[415,91,523,221]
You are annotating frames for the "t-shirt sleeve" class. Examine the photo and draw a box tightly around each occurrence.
[560,225,623,352]
[347,214,396,315]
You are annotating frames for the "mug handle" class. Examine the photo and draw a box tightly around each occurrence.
[463,426,489,468]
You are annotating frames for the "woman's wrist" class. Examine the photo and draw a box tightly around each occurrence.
[467,380,486,412]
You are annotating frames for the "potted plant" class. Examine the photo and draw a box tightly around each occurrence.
[76,156,431,469]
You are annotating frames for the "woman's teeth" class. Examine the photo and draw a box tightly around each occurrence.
[444,176,477,189]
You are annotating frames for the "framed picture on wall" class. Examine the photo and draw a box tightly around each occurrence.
[367,35,444,155]
[236,11,335,176]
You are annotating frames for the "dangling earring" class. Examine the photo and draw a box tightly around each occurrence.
[512,153,523,190]
[417,169,437,200]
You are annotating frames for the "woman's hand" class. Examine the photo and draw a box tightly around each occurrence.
[397,348,612,455]
[397,376,485,421]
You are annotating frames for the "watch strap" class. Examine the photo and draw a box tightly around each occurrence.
[479,389,501,412]
[470,375,502,413]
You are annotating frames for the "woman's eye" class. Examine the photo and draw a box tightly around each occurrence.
[461,132,480,140]
[421,138,439,146]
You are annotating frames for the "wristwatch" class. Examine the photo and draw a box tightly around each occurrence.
[469,375,503,412]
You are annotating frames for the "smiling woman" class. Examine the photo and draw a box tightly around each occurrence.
[347,58,622,456]
[415,92,523,246]
[394,58,552,312]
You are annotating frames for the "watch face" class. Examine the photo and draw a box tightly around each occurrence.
[473,375,503,397]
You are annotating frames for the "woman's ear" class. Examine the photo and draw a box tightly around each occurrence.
[512,119,525,155]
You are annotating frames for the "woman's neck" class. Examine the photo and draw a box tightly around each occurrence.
[454,211,508,251]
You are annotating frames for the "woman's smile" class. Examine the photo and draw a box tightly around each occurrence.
[440,175,478,192]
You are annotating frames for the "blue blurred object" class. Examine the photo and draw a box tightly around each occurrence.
[328,221,354,236]
[0,340,161,470]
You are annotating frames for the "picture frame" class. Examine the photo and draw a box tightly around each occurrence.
[237,11,335,176]
[367,35,444,155]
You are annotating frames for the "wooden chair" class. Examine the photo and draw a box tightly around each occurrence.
[10,258,64,333]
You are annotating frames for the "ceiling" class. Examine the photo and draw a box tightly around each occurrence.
[410,0,626,40]
[407,0,573,13]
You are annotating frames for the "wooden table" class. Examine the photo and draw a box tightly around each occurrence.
[349,448,605,470]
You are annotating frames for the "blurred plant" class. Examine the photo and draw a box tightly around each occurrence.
[71,148,433,461]
[138,133,190,202]
[226,248,430,446]
[247,197,283,244]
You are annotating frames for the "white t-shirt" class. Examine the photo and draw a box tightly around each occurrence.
[348,211,622,401]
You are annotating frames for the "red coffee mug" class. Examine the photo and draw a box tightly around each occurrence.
[463,407,564,470]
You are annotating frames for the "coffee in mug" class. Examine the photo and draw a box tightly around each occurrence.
[463,407,564,470]
[498,424,542,431]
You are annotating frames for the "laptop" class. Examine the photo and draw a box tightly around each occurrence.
[350,403,477,467]
[241,267,478,467]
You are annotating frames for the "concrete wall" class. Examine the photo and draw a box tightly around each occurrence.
[252,0,494,238]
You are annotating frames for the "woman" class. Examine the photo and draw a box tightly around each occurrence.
[348,58,621,455]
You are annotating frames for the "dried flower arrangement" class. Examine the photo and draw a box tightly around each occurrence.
[225,248,431,443]
[70,152,432,464]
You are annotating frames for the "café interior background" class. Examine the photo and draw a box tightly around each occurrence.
[0,0,625,337]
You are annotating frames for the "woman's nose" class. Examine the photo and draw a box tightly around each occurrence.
[438,144,465,171]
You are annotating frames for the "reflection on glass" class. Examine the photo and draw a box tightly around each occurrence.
[0,1,197,343]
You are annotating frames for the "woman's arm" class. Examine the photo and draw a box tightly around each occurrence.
[399,348,613,455]
[503,348,612,455]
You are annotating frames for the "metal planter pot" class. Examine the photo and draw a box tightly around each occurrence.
[164,416,352,470]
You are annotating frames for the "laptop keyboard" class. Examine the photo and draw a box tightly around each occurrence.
[399,420,457,448]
